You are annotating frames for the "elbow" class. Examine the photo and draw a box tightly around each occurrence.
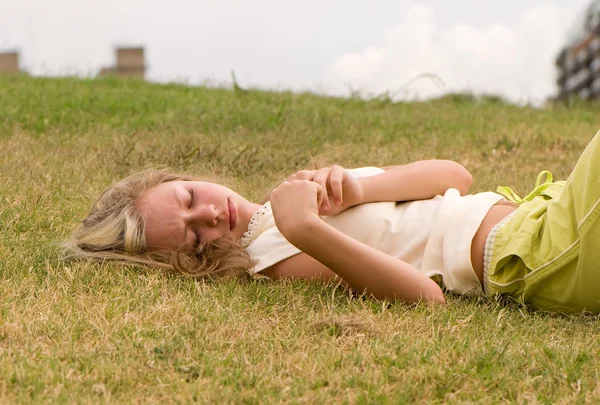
[422,286,446,305]
[448,161,473,195]
[431,290,446,305]
[460,171,473,195]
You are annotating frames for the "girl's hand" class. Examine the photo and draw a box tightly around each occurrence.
[287,166,364,216]
[270,180,324,239]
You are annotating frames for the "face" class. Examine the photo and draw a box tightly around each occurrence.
[137,180,260,252]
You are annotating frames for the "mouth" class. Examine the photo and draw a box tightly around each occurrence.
[228,198,237,231]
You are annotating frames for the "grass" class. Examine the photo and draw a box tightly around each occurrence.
[1,74,600,403]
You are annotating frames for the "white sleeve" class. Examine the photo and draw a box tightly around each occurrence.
[248,166,384,274]
[246,227,302,274]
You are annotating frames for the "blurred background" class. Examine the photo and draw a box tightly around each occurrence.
[1,0,599,105]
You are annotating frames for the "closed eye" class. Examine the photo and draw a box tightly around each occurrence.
[189,188,195,209]
[188,189,200,248]
[193,228,200,249]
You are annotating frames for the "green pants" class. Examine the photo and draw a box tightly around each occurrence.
[485,130,600,313]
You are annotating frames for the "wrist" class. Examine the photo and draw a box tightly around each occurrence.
[354,178,369,205]
[279,214,323,248]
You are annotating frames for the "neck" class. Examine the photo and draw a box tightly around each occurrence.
[236,202,265,237]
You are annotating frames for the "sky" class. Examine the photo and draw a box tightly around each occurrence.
[0,0,595,104]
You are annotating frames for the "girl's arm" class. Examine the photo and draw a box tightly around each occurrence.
[287,160,472,216]
[267,180,445,304]
[363,160,473,201]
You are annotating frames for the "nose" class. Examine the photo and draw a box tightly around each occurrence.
[187,204,218,227]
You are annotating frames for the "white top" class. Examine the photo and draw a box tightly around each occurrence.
[240,167,504,295]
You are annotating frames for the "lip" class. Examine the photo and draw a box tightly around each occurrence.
[228,198,237,231]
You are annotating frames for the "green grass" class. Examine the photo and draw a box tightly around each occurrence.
[2,74,600,403]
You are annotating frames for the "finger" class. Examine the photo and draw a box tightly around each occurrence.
[313,168,331,210]
[328,166,345,205]
[289,169,315,181]
[313,181,324,208]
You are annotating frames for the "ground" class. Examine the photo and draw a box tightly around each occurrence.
[1,76,600,403]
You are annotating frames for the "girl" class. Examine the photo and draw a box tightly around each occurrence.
[65,130,600,314]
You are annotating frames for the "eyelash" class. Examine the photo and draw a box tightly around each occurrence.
[189,189,200,248]
[189,189,195,208]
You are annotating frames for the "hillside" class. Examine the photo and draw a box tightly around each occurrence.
[1,75,600,403]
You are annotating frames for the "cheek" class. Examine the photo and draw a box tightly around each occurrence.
[203,228,224,243]
[204,188,224,202]
[146,224,178,250]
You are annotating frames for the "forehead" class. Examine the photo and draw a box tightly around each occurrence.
[141,179,223,206]
[138,181,184,250]
[145,180,179,201]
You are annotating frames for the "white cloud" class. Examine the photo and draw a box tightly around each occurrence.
[2,0,587,101]
[329,4,571,104]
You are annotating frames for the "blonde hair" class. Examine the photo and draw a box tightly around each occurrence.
[63,169,252,279]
